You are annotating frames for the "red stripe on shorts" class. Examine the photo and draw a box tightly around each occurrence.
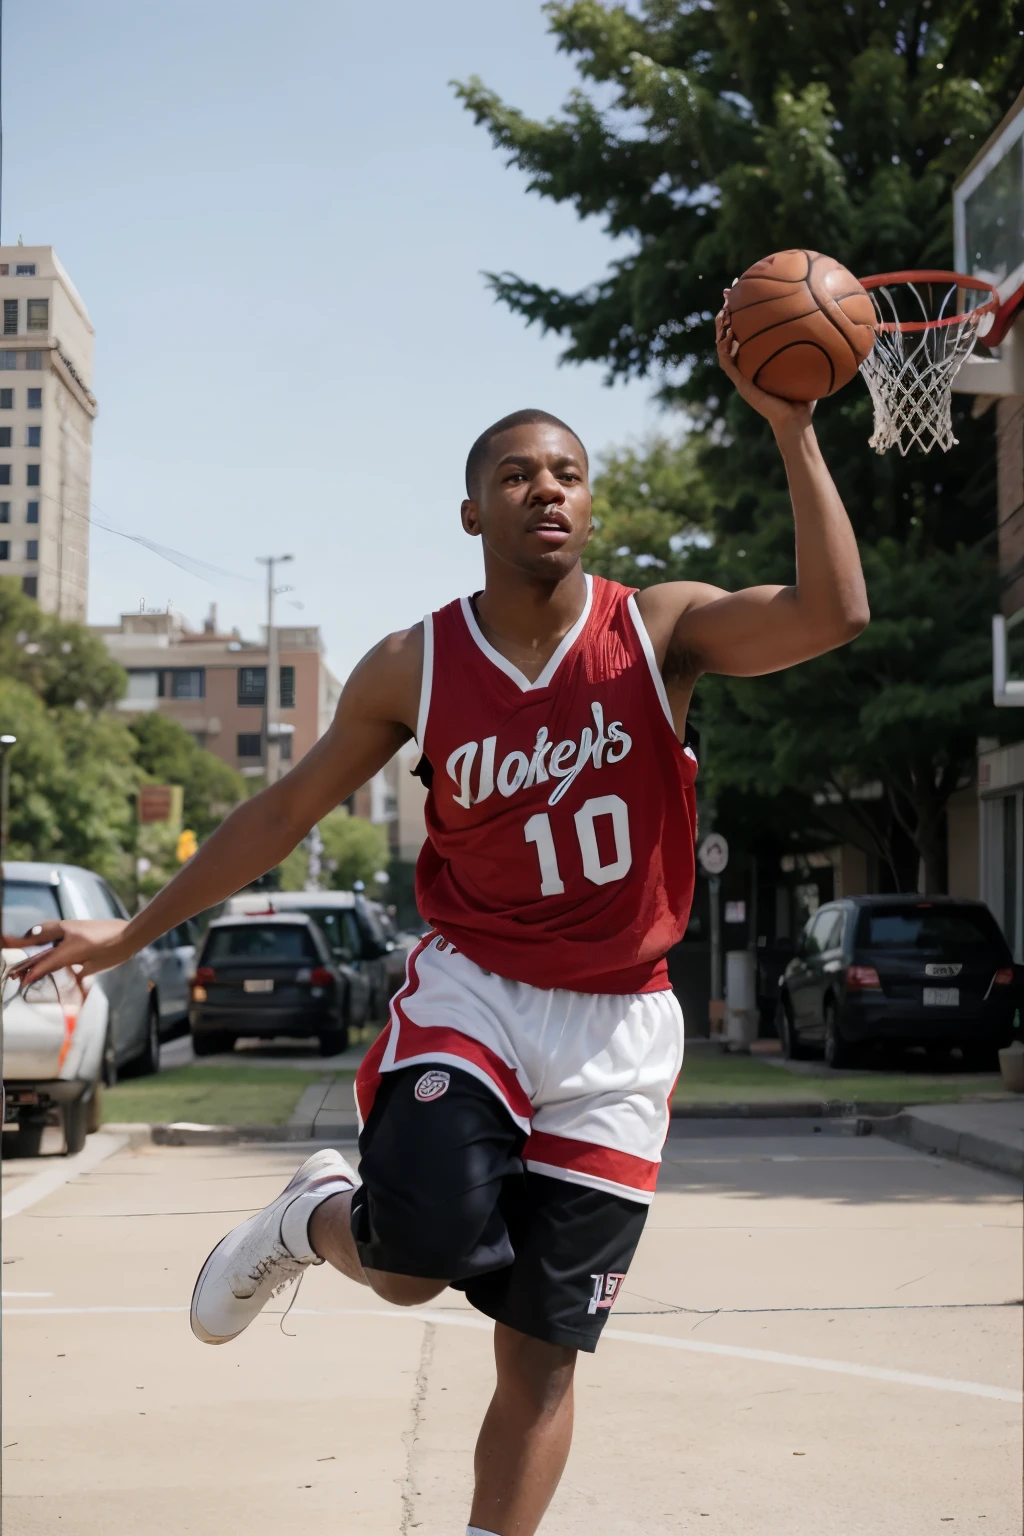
[523,1128,660,1193]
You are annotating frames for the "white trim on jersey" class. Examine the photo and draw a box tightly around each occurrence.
[416,613,434,746]
[459,574,594,693]
[625,593,676,731]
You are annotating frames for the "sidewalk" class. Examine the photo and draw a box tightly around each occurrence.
[876,1100,1024,1179]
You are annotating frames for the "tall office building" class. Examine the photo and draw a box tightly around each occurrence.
[0,246,96,618]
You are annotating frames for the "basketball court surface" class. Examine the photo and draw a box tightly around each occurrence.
[2,1126,1019,1535]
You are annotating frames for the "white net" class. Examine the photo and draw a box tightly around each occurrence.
[859,276,996,455]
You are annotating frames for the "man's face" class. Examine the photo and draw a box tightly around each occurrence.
[461,423,592,579]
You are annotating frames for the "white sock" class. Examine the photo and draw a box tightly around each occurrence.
[280,1177,356,1260]
[467,1528,501,1535]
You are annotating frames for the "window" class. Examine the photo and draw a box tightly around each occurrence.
[26,539,38,560]
[0,429,10,449]
[0,503,8,523]
[26,465,39,486]
[0,541,8,560]
[126,669,164,701]
[204,924,318,963]
[855,904,1006,951]
[0,353,15,371]
[25,351,42,370]
[15,264,36,277]
[21,575,36,598]
[26,299,48,332]
[27,387,41,408]
[26,425,40,448]
[280,731,293,762]
[1,878,60,934]
[3,300,17,335]
[279,664,295,709]
[0,466,11,485]
[237,732,263,758]
[169,667,205,699]
[237,666,266,706]
[0,389,11,409]
[0,266,7,277]
[26,501,38,524]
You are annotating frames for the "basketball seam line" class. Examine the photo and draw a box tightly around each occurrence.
[752,337,835,396]
[807,251,866,369]
[733,306,822,352]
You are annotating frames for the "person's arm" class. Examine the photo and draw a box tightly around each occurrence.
[637,306,869,680]
[4,624,423,985]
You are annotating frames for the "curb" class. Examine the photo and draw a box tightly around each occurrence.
[669,1100,904,1120]
[874,1111,1024,1181]
[105,1120,359,1147]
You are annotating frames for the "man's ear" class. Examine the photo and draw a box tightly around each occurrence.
[461,498,482,537]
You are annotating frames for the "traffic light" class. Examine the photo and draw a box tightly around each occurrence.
[176,829,197,863]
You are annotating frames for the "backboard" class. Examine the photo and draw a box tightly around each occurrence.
[952,86,1024,396]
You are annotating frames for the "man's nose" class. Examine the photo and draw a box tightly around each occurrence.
[530,471,565,502]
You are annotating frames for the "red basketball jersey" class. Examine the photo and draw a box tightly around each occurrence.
[413,575,698,995]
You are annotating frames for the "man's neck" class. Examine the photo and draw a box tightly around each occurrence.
[472,562,589,683]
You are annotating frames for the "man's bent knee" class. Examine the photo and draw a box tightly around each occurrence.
[494,1322,577,1414]
[364,1268,449,1307]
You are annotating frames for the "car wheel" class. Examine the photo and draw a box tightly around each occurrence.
[86,1082,104,1135]
[823,1000,857,1069]
[192,1030,234,1057]
[125,999,162,1078]
[11,1112,47,1158]
[776,998,808,1061]
[62,1097,89,1156]
[960,1043,999,1072]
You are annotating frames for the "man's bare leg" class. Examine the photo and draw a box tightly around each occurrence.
[469,1322,577,1536]
[309,1189,448,1306]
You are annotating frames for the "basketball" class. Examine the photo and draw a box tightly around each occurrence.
[726,249,877,401]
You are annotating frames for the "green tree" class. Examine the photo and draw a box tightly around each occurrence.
[0,577,126,709]
[457,2,1023,889]
[129,713,246,841]
[319,809,390,893]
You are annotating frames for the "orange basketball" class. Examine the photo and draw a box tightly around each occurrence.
[726,249,877,401]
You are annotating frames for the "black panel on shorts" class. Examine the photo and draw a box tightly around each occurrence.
[351,1063,649,1351]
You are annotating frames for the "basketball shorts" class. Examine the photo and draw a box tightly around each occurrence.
[350,933,684,1351]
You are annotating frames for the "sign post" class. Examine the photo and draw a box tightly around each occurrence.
[697,834,730,1025]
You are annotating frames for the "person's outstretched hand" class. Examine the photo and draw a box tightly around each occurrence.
[1,919,131,987]
[716,302,815,434]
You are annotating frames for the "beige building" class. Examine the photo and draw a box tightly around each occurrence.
[92,606,342,776]
[0,246,96,618]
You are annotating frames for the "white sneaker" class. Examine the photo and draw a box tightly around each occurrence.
[190,1148,358,1345]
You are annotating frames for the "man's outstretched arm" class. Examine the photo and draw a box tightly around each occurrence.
[637,306,869,682]
[3,625,423,985]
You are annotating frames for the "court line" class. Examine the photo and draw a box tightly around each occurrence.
[1,1133,128,1220]
[4,1303,1019,1403]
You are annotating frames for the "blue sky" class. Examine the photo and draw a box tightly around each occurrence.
[4,0,668,681]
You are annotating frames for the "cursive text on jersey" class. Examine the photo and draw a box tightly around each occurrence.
[445,701,633,811]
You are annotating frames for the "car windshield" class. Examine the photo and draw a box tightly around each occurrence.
[856,906,1003,951]
[2,880,61,938]
[204,925,318,963]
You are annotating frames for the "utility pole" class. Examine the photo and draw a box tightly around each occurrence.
[256,554,293,785]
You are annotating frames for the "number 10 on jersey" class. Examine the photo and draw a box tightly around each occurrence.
[524,794,632,895]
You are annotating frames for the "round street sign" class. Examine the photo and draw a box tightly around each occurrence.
[697,832,729,876]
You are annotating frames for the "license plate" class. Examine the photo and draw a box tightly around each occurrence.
[923,987,958,1007]
[243,979,274,994]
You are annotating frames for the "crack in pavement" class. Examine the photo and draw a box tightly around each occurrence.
[400,1321,436,1534]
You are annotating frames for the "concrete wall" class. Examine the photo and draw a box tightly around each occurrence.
[947,789,980,899]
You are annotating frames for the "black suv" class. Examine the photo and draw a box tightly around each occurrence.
[777,896,1019,1069]
[189,914,368,1056]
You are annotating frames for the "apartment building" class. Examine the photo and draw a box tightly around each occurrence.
[93,606,342,774]
[0,246,96,618]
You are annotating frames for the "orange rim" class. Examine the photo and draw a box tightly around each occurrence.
[858,269,1000,334]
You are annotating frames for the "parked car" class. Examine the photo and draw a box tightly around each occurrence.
[189,913,370,1056]
[2,861,162,1156]
[777,895,1020,1069]
[142,919,198,1036]
[222,890,395,1021]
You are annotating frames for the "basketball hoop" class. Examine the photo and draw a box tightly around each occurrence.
[858,270,1000,455]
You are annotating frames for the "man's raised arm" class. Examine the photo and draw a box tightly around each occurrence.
[3,625,424,986]
[637,305,869,683]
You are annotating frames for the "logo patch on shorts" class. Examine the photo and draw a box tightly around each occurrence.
[414,1069,450,1103]
[588,1273,625,1315]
